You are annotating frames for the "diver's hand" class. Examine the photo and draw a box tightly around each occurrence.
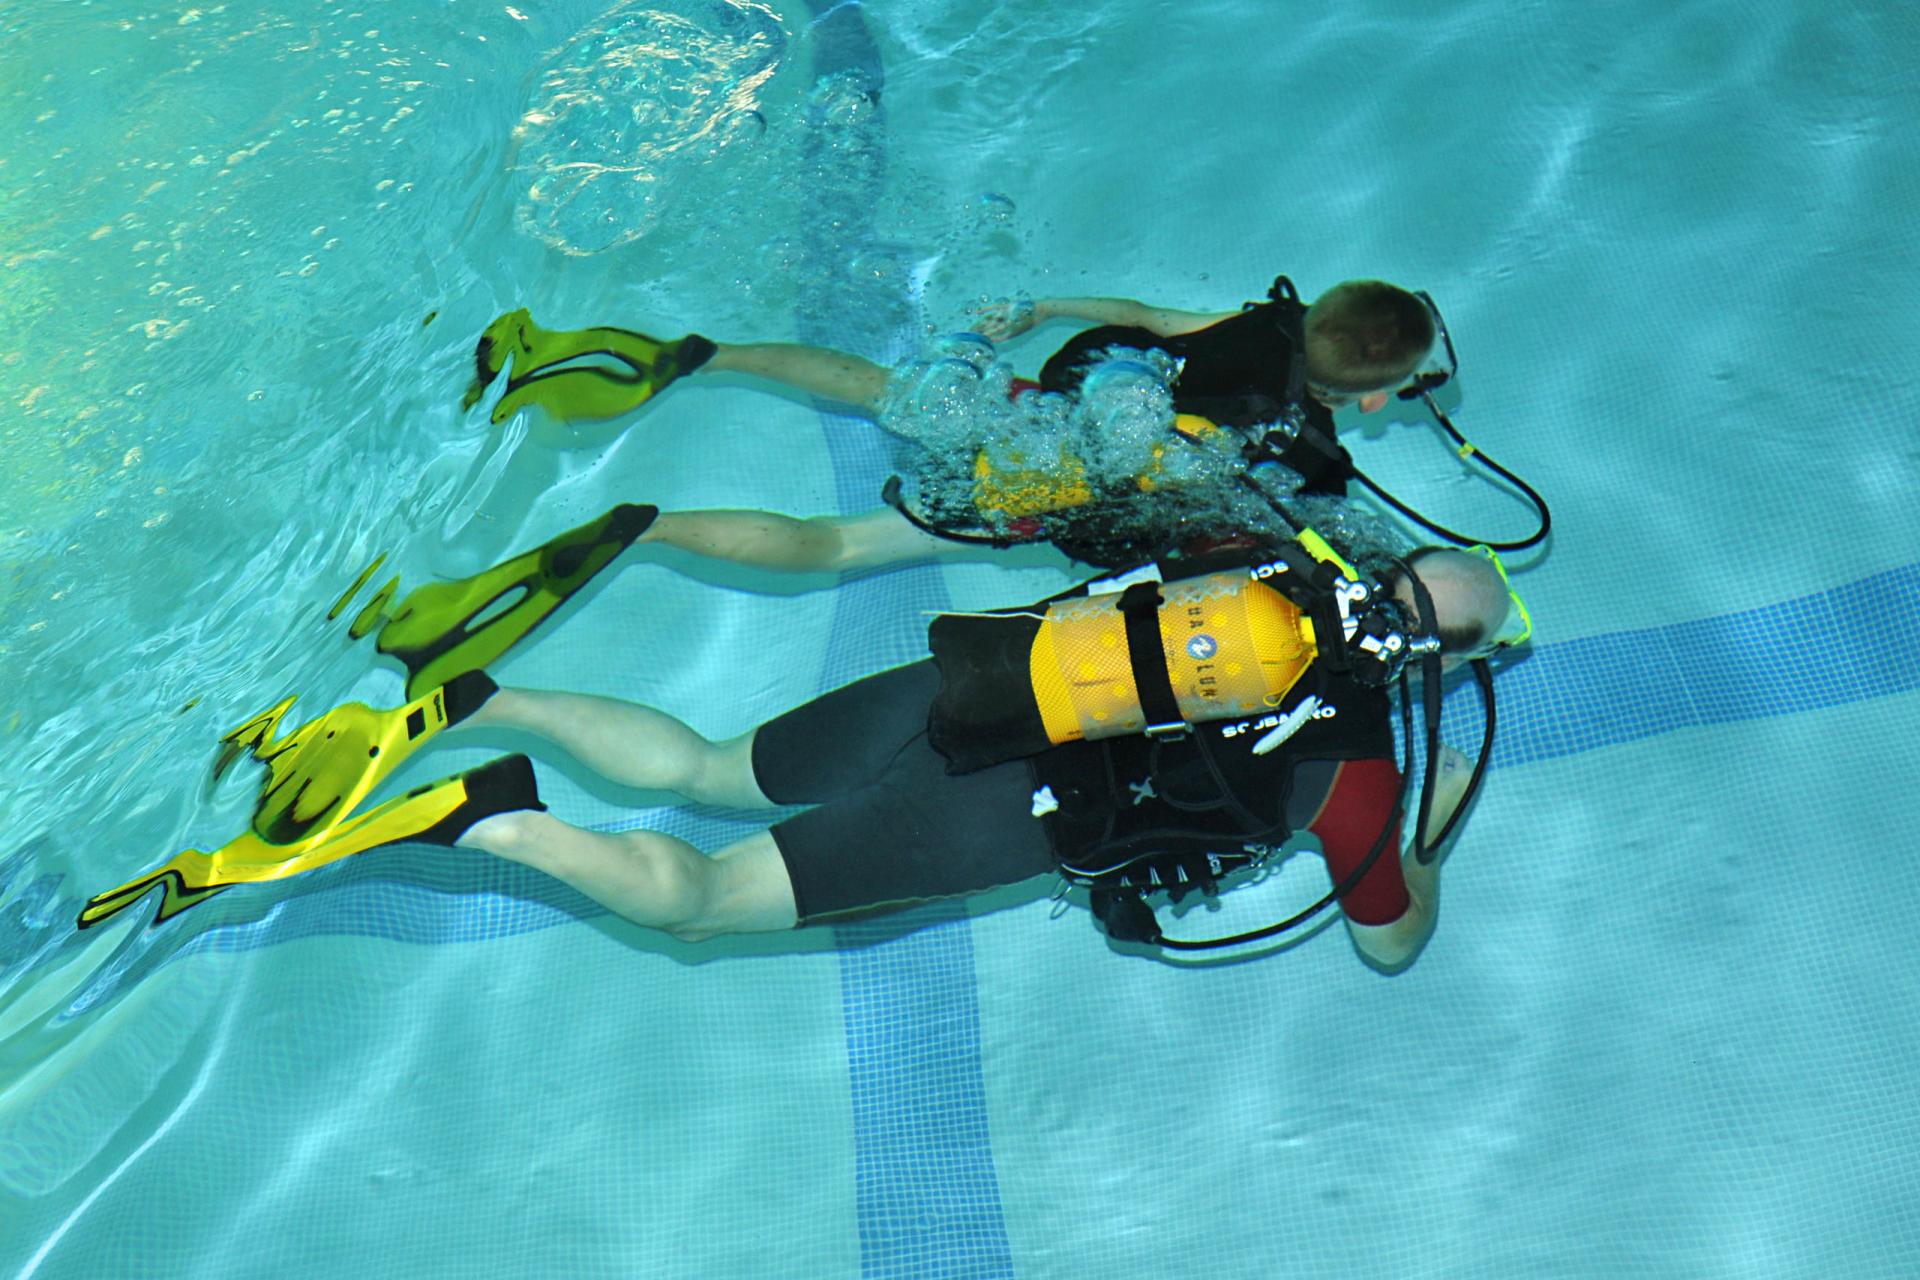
[970,294,1038,341]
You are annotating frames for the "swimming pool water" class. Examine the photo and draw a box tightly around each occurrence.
[3,1,1918,1276]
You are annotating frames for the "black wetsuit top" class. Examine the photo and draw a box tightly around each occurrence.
[1037,303,1348,490]
[1030,299,1353,567]
[1028,664,1394,877]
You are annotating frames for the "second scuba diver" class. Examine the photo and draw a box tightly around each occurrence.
[82,529,1530,973]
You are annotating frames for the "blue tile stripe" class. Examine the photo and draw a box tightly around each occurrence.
[836,904,1014,1280]
[795,1,1014,1274]
[1448,561,1920,764]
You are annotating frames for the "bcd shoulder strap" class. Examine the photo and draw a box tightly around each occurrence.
[1117,580,1186,737]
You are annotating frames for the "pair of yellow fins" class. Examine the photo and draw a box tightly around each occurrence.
[84,299,703,930]
[79,681,536,929]
[79,499,661,930]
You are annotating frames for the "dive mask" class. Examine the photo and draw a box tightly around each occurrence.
[1470,543,1534,649]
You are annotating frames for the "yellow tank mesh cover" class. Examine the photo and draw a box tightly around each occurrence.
[971,415,1224,517]
[1029,571,1317,745]
[972,445,1093,518]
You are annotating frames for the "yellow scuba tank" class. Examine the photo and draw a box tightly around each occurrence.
[971,414,1224,519]
[925,530,1382,773]
[1028,567,1317,746]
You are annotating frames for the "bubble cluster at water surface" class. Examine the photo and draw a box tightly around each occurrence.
[511,0,787,255]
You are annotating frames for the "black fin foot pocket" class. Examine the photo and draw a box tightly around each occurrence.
[412,754,546,847]
[441,670,500,726]
[678,333,717,374]
[550,504,657,578]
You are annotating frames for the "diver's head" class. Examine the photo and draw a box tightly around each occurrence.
[1387,546,1528,669]
[1302,280,1435,414]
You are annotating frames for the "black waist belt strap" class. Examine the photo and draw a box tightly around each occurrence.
[1118,582,1185,737]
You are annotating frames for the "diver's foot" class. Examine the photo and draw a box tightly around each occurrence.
[548,503,658,577]
[674,332,718,378]
[441,669,499,726]
[414,754,546,846]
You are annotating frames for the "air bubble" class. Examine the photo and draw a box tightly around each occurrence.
[977,192,1015,222]
[808,72,877,127]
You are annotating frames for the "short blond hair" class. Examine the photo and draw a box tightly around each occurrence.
[1303,280,1435,393]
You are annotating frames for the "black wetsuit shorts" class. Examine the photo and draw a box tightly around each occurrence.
[752,660,1057,923]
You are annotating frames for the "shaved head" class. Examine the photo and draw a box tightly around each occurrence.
[1391,548,1513,653]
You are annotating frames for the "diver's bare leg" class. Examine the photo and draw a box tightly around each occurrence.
[464,690,770,810]
[638,506,972,574]
[459,818,798,939]
[704,342,892,415]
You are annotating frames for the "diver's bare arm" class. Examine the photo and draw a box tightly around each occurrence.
[1031,297,1239,336]
[1344,745,1476,969]
[1396,745,1477,913]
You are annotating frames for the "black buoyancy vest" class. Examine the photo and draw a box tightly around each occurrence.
[1039,305,1300,423]
[926,550,1396,895]
[1030,668,1395,899]
[1036,284,1352,502]
[1038,506,1190,572]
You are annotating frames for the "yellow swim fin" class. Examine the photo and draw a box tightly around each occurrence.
[377,503,656,699]
[210,671,500,844]
[78,754,543,930]
[462,307,538,410]
[462,308,717,426]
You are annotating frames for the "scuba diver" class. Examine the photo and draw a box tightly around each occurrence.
[463,280,1432,497]
[463,277,1547,568]
[81,530,1530,973]
[460,279,1438,573]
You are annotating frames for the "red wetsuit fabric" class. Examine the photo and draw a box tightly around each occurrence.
[1178,532,1261,557]
[1306,758,1410,925]
[1004,517,1047,542]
